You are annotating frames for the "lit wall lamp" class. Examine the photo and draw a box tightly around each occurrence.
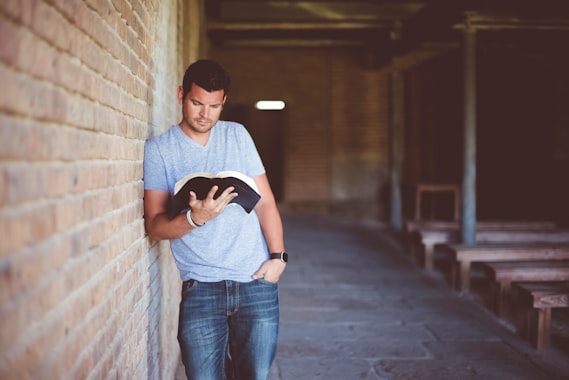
[255,100,286,110]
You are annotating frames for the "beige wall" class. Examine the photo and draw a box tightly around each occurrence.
[207,45,457,219]
[210,47,392,218]
[0,0,195,378]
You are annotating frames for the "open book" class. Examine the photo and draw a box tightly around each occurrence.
[167,170,261,219]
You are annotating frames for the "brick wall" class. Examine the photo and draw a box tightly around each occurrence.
[0,0,187,378]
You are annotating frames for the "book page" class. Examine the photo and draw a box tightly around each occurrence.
[174,171,259,195]
[215,171,259,193]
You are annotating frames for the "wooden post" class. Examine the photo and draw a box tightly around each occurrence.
[389,67,403,231]
[461,23,477,244]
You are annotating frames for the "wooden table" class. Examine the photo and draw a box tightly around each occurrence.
[480,261,569,317]
[513,281,569,349]
[414,183,460,221]
[440,243,569,292]
[404,220,556,234]
[411,226,566,271]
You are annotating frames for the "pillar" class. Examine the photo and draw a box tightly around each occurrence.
[389,67,403,231]
[461,25,477,244]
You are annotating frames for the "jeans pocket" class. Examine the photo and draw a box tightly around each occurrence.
[256,278,278,286]
[181,279,196,296]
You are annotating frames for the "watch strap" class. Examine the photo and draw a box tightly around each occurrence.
[270,251,288,263]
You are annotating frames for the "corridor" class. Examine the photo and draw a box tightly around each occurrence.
[266,214,569,380]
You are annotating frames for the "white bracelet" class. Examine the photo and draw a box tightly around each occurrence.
[186,209,204,228]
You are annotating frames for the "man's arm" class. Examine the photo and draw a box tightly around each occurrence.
[144,185,238,241]
[252,174,287,282]
[144,190,193,240]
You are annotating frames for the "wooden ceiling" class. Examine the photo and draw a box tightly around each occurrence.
[205,1,569,62]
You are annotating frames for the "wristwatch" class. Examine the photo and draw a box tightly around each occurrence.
[270,251,288,263]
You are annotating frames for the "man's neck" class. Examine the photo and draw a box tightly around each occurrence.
[179,123,211,146]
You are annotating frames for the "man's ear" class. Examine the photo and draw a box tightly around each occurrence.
[177,86,185,104]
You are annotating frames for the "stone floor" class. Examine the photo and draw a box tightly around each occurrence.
[176,213,569,380]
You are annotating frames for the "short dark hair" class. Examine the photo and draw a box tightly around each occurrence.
[182,59,231,99]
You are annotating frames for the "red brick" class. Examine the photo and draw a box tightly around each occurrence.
[1,0,200,378]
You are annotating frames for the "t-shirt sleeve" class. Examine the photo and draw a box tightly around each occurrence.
[143,139,169,191]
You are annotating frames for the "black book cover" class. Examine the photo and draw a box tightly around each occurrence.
[168,171,261,219]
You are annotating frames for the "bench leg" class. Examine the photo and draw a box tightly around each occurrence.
[451,261,458,289]
[409,239,419,259]
[526,307,551,349]
[424,243,434,270]
[490,281,511,318]
[457,261,471,293]
[487,281,500,313]
[411,243,420,264]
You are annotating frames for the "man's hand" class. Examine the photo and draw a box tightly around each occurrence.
[188,185,238,225]
[252,259,286,283]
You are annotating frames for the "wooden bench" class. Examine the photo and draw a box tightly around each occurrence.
[409,223,563,270]
[480,261,569,318]
[404,220,556,234]
[437,243,569,292]
[513,282,569,349]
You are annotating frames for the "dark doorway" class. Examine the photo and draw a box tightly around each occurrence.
[223,104,285,202]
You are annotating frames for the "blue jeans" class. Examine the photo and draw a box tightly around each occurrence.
[178,279,279,380]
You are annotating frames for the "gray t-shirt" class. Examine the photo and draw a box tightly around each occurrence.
[143,121,268,282]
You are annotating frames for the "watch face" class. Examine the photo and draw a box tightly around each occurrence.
[282,252,288,262]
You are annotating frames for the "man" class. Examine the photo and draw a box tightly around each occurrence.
[143,59,287,380]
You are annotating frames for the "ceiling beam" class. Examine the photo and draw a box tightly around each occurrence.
[456,12,569,31]
[206,20,393,32]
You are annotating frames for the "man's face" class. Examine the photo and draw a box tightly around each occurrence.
[178,83,226,141]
